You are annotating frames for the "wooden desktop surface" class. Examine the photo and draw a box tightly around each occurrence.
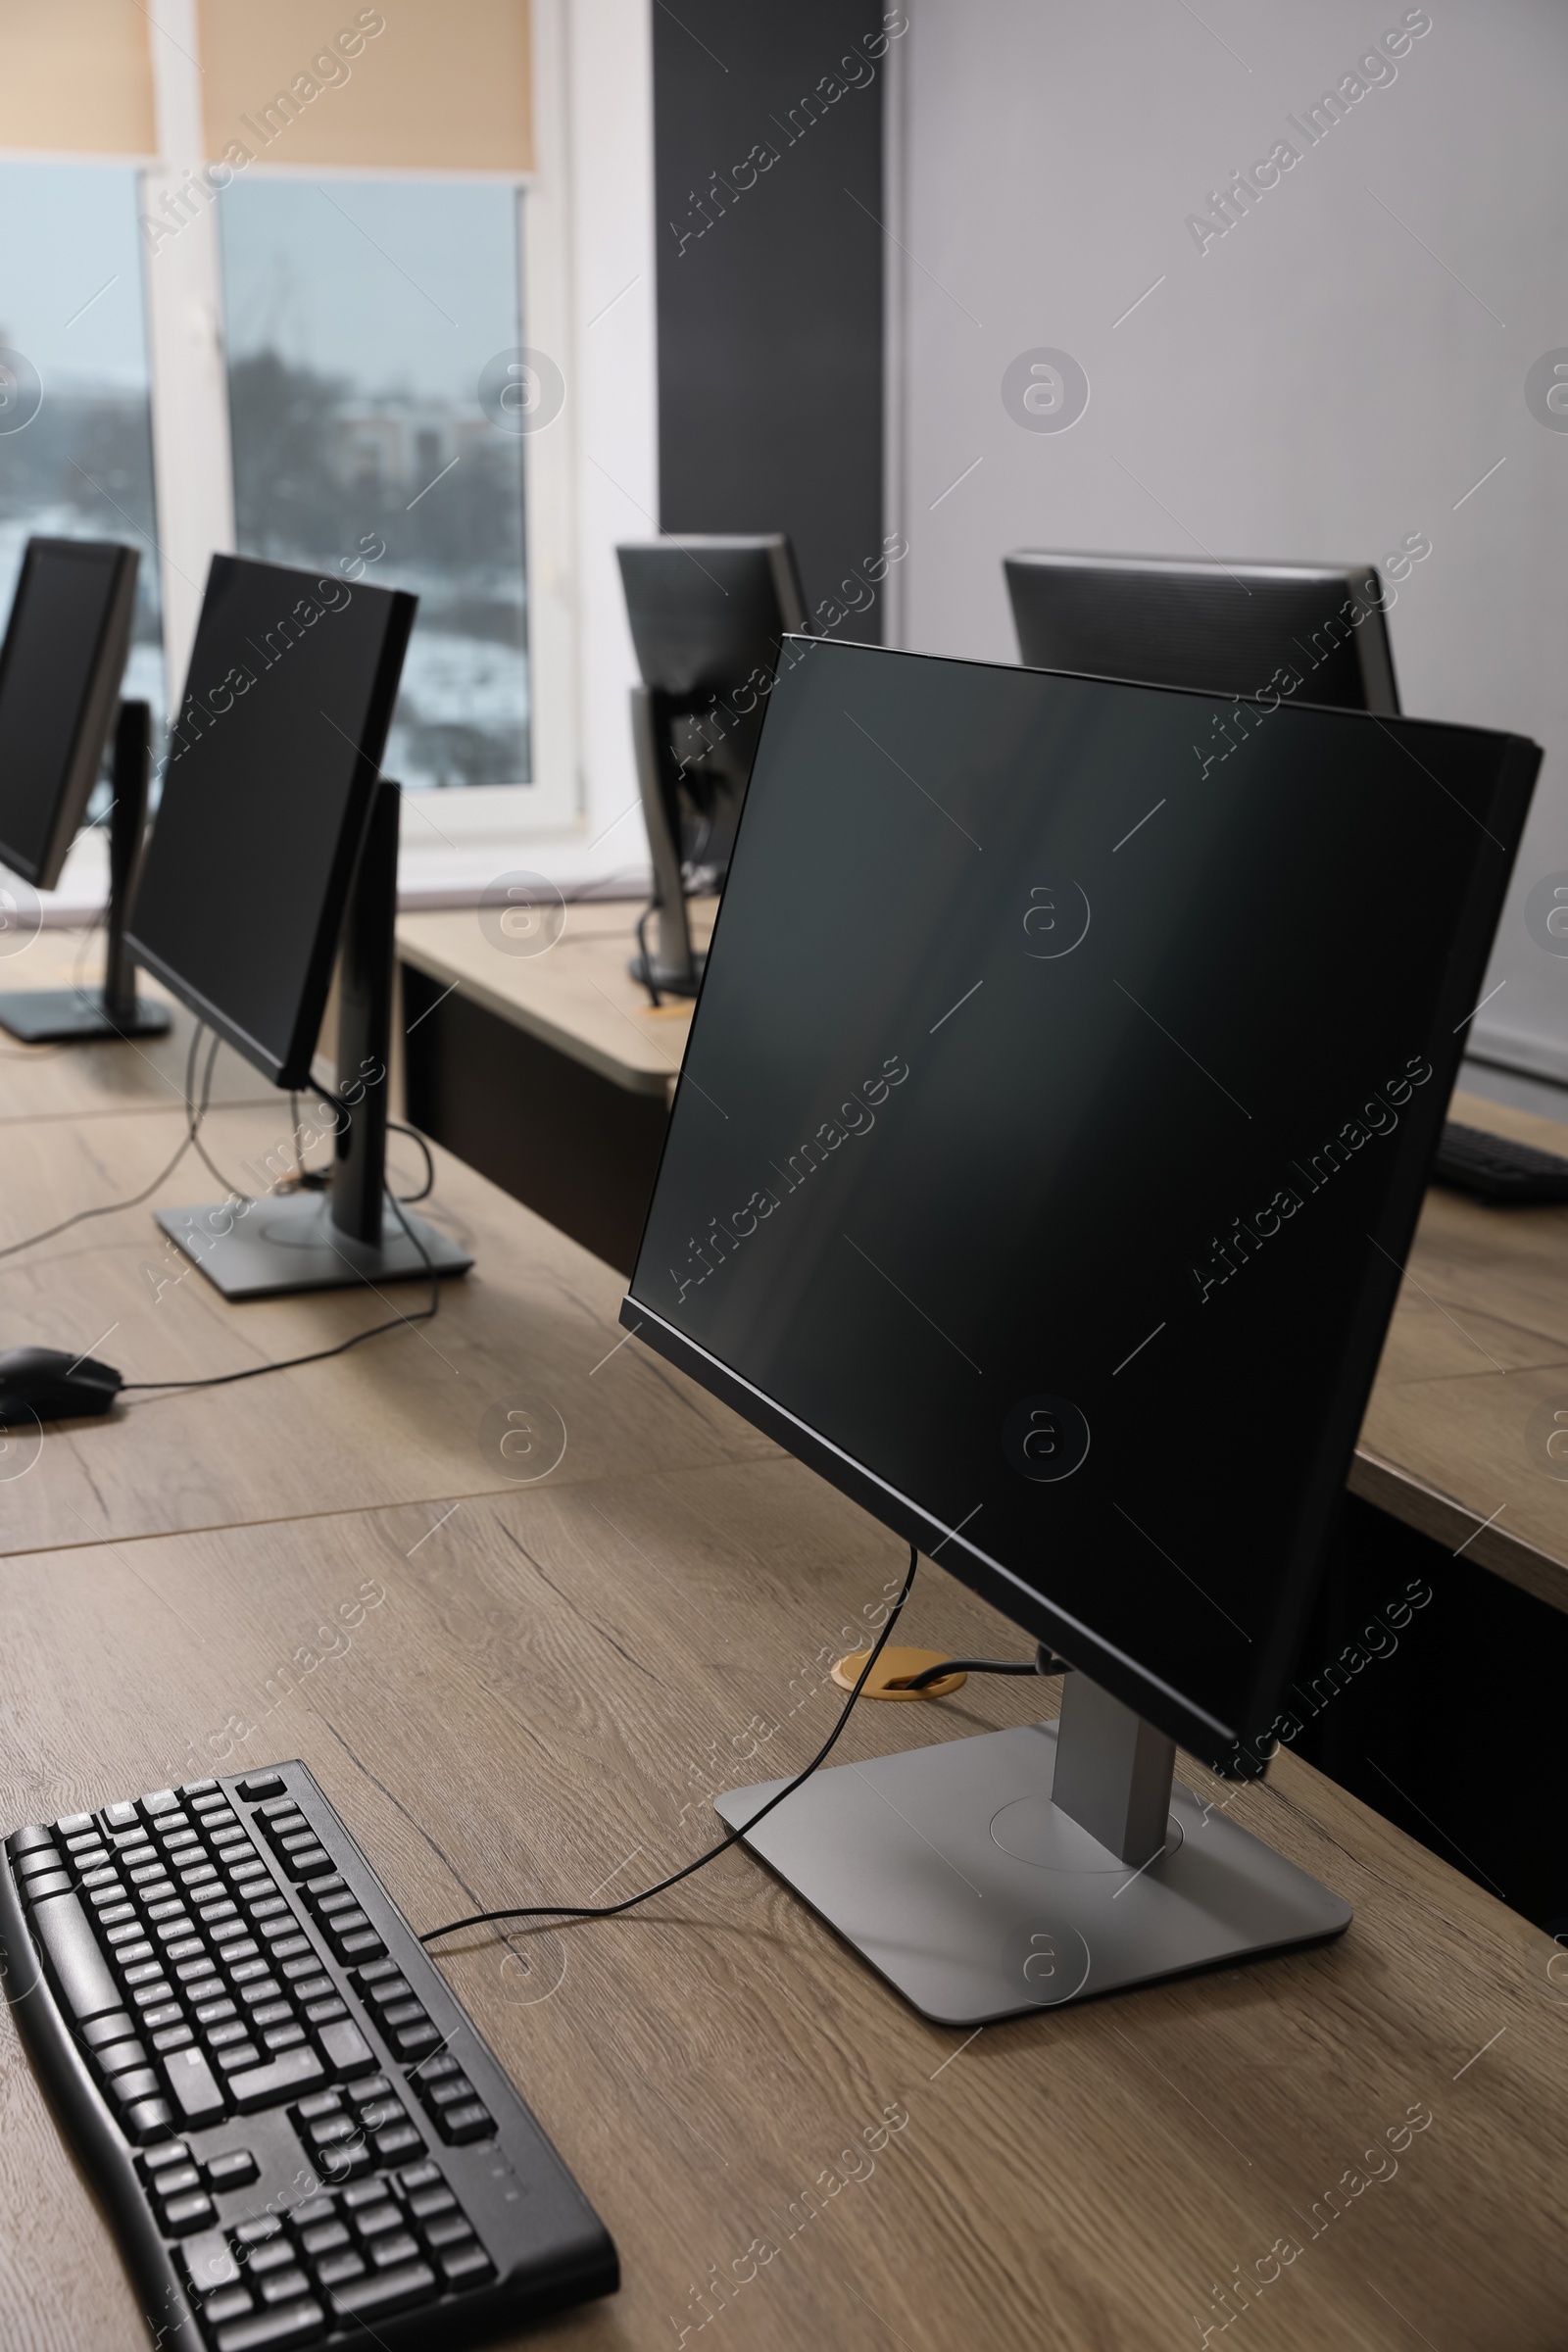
[397,899,716,1100]
[0,1038,1563,2345]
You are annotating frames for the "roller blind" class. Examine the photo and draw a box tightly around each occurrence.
[0,0,156,156]
[196,2,534,174]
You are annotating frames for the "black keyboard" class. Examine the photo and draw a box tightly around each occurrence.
[0,1762,616,2349]
[1434,1118,1568,1204]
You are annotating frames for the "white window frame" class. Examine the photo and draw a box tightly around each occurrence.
[127,0,654,902]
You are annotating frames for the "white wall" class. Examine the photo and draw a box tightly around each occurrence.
[889,0,1568,1080]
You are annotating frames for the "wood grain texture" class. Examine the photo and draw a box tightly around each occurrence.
[0,1103,775,1555]
[0,1456,1562,2350]
[0,931,276,1121]
[398,900,717,1098]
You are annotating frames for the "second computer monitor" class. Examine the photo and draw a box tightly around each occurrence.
[0,536,138,891]
[1004,550,1399,712]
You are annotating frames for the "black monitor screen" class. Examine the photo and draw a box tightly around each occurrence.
[625,641,1537,1763]
[0,538,137,889]
[128,556,414,1087]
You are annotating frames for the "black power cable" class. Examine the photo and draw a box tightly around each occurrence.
[419,1541,921,1946]
[901,1641,1070,1691]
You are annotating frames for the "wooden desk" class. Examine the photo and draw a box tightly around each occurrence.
[0,1102,774,1557]
[0,930,273,1121]
[3,1453,1565,2347]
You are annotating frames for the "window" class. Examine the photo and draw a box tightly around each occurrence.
[0,161,166,759]
[219,177,530,793]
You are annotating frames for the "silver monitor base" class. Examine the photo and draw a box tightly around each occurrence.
[715,1719,1350,2025]
[154,1190,473,1300]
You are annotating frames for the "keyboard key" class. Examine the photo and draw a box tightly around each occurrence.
[194,1996,237,2026]
[423,2213,474,2251]
[290,2197,336,2227]
[248,2239,299,2277]
[315,2252,366,2288]
[217,2043,262,2074]
[142,1790,179,1816]
[264,2025,308,2052]
[281,1846,333,1881]
[235,1773,285,1801]
[102,1802,139,1830]
[305,1999,347,2026]
[182,2227,241,2293]
[111,2067,162,2104]
[21,1872,71,1900]
[97,2040,150,2079]
[352,2200,401,2238]
[238,1980,283,2008]
[228,2046,324,2110]
[5,1826,56,1852]
[132,1983,175,2012]
[16,1848,62,1880]
[235,2215,283,2245]
[209,2021,251,2048]
[161,2190,217,2234]
[206,2290,255,2325]
[206,2149,258,2190]
[438,2102,495,2144]
[407,2186,456,2221]
[427,2077,472,2109]
[29,1892,121,2020]
[252,2001,294,2029]
[153,2025,195,2054]
[439,2244,495,2288]
[151,2162,202,2197]
[56,1812,94,1837]
[179,1780,219,1797]
[392,2022,440,2057]
[300,2220,350,2257]
[348,2076,394,2108]
[295,2090,342,2122]
[139,2138,191,2176]
[371,2231,422,2269]
[81,2011,136,2049]
[261,2269,312,2306]
[213,2296,324,2349]
[318,2021,374,2078]
[164,2044,225,2122]
[122,2097,174,2143]
[328,2260,438,2322]
[308,2116,358,2150]
[336,1931,385,1963]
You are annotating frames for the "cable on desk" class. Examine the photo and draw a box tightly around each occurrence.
[388,1120,435,1202]
[121,1182,442,1397]
[418,1541,921,1946]
[900,1642,1070,1690]
[0,1023,220,1261]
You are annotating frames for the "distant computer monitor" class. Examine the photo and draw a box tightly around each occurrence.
[127,553,470,1299]
[0,536,137,890]
[621,638,1536,2023]
[616,535,807,995]
[0,538,170,1044]
[1004,550,1399,712]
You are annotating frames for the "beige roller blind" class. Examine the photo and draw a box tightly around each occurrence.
[197,1,533,174]
[0,0,155,155]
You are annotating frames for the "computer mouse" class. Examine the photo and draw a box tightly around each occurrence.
[0,1347,123,1423]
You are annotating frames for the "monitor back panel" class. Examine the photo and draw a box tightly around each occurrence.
[617,538,806,702]
[1004,552,1399,713]
[626,640,1536,1764]
[127,556,415,1087]
[0,538,138,889]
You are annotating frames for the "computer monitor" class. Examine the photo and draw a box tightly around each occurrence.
[619,637,1537,2023]
[126,553,471,1299]
[616,535,807,995]
[0,536,170,1043]
[1004,549,1399,713]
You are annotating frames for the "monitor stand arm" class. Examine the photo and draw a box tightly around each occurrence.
[716,1663,1350,2025]
[627,684,705,999]
[152,779,474,1300]
[0,700,172,1043]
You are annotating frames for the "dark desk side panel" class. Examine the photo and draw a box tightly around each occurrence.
[401,964,668,1277]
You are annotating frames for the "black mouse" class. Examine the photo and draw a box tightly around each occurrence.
[0,1347,123,1423]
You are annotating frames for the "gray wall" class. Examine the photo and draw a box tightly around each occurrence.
[892,0,1568,1080]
